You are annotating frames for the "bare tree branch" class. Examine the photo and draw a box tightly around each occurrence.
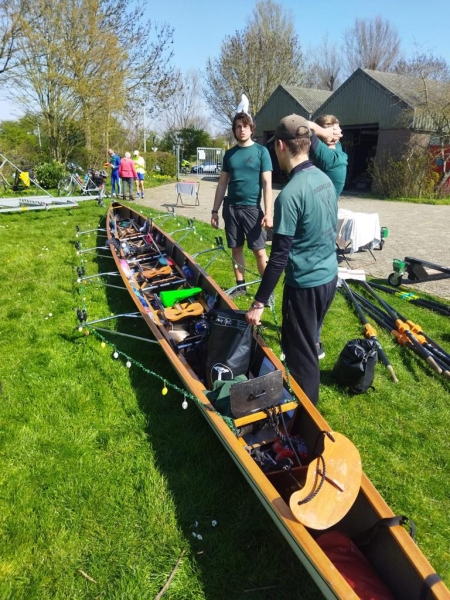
[343,15,402,76]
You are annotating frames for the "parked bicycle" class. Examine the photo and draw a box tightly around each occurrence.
[58,162,108,205]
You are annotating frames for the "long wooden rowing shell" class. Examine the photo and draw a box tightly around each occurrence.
[105,202,449,600]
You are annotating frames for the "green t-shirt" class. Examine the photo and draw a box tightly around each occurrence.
[310,139,348,197]
[222,143,272,206]
[274,165,338,288]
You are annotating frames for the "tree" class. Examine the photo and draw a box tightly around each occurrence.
[393,52,450,82]
[4,0,176,163]
[159,128,212,161]
[0,0,28,75]
[307,34,343,91]
[161,70,208,131]
[343,16,402,75]
[204,0,304,126]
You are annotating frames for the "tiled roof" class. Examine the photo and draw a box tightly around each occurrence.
[363,69,450,108]
[282,85,333,114]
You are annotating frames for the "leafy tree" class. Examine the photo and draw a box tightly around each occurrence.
[0,0,28,75]
[159,128,212,161]
[343,15,402,75]
[4,0,176,163]
[204,0,304,126]
[0,115,43,164]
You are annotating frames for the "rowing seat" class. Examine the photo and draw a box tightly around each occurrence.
[162,302,204,322]
[138,265,172,280]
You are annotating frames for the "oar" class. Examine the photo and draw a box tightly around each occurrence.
[349,290,450,376]
[365,286,450,368]
[370,282,450,317]
[144,231,169,266]
[341,280,398,383]
[357,281,442,374]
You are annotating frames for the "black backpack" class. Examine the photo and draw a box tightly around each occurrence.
[332,338,378,394]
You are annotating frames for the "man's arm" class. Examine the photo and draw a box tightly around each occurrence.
[307,120,342,145]
[210,170,229,229]
[260,171,273,229]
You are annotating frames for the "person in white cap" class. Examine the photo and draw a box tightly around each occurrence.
[246,114,338,406]
[133,150,146,198]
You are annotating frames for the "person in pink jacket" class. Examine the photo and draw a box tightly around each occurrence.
[118,152,138,201]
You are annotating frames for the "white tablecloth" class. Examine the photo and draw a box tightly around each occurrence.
[175,182,197,197]
[336,208,381,254]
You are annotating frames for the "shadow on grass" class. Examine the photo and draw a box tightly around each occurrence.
[94,218,322,600]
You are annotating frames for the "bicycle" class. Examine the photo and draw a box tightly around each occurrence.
[58,162,108,205]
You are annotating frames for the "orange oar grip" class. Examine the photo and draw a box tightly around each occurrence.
[364,323,377,338]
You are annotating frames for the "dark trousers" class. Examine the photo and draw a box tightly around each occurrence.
[281,276,337,405]
[121,177,134,199]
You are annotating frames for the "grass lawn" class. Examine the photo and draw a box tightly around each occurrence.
[1,200,449,599]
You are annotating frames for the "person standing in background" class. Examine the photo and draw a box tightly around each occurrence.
[133,150,146,199]
[211,111,273,299]
[118,152,137,202]
[308,115,347,198]
[306,115,348,359]
[107,149,121,197]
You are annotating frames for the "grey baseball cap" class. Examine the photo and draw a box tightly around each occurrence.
[268,114,311,143]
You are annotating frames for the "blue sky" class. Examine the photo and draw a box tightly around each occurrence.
[1,0,448,120]
[149,0,449,74]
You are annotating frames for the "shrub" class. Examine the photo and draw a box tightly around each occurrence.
[370,145,439,199]
[34,161,67,189]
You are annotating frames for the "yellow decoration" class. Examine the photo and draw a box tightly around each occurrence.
[162,386,168,396]
[101,342,106,348]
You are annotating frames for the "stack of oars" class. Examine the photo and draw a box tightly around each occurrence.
[340,279,450,381]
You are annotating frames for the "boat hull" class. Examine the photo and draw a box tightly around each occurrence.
[104,203,448,600]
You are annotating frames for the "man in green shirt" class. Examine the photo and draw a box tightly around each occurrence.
[307,115,348,359]
[211,111,273,298]
[246,114,338,406]
[308,115,348,198]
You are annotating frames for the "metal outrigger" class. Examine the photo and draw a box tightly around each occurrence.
[192,236,226,270]
[77,312,159,345]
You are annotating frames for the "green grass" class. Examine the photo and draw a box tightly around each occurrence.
[0,201,449,598]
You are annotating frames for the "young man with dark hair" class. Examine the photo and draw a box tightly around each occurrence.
[306,115,348,359]
[211,111,273,298]
[308,115,348,198]
[246,114,338,406]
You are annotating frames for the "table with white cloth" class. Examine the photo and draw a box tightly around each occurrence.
[175,181,200,206]
[336,208,381,258]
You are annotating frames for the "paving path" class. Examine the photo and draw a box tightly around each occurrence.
[138,178,450,300]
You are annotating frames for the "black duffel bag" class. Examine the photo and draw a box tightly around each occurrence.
[332,338,378,394]
[205,309,253,389]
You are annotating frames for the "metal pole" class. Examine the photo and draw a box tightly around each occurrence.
[143,108,147,153]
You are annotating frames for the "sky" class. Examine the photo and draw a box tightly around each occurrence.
[1,0,449,121]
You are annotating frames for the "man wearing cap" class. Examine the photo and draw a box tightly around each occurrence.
[133,150,146,198]
[210,111,273,299]
[246,114,338,406]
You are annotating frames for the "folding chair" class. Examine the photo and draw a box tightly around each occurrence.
[175,180,200,207]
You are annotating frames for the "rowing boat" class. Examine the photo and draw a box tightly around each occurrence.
[105,202,448,600]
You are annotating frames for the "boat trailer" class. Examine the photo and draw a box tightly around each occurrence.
[388,257,450,286]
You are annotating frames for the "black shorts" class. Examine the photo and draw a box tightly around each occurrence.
[222,201,266,250]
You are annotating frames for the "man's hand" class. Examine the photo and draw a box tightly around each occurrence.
[246,304,264,325]
[211,213,219,229]
[261,214,273,230]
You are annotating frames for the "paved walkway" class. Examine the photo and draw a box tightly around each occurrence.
[139,177,450,300]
